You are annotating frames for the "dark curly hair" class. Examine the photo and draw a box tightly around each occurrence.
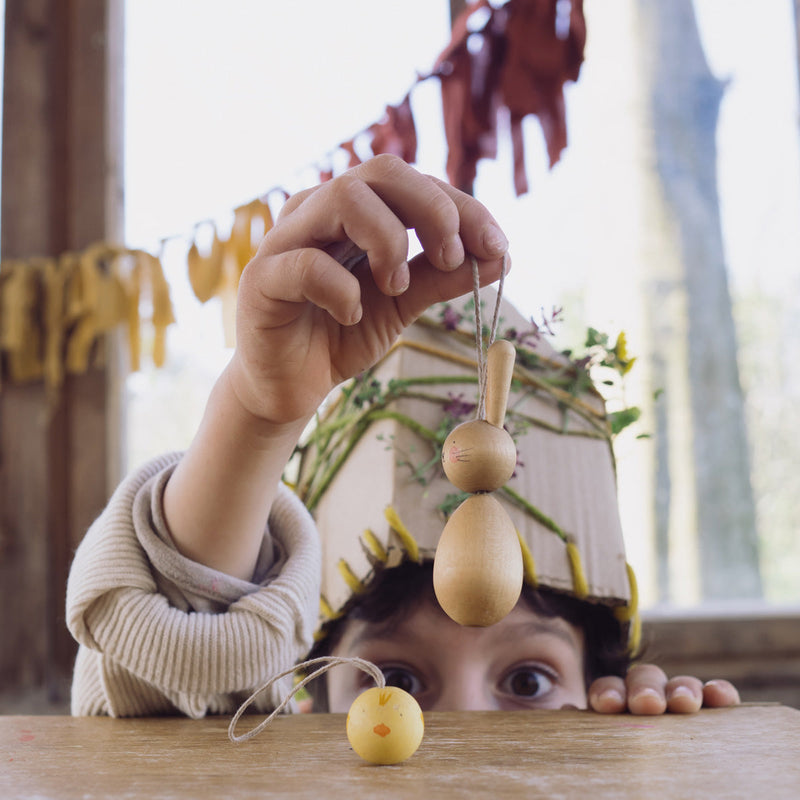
[305,560,633,711]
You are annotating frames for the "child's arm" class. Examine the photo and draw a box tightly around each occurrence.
[588,664,741,714]
[163,155,509,580]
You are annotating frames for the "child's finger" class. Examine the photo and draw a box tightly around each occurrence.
[702,679,740,708]
[625,663,668,715]
[268,156,509,291]
[587,676,628,713]
[270,175,413,299]
[342,155,515,275]
[395,251,509,325]
[664,676,704,713]
[344,157,467,273]
[240,248,362,327]
[427,175,509,262]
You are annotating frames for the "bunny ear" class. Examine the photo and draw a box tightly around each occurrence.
[485,339,516,428]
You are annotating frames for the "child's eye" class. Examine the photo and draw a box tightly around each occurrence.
[500,666,555,699]
[381,666,424,697]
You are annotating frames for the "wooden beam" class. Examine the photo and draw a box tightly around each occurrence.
[1,0,124,704]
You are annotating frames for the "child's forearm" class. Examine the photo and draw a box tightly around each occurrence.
[161,157,510,580]
[163,364,308,580]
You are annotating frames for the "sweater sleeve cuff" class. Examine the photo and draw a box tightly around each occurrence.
[133,461,284,612]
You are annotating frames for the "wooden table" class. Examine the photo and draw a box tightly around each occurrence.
[3,705,799,799]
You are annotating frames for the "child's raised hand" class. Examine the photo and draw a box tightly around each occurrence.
[163,156,508,580]
[229,155,509,427]
[588,663,741,715]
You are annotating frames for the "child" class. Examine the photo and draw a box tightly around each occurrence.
[66,155,739,717]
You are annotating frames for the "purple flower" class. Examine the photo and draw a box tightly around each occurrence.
[441,305,463,331]
[443,393,475,420]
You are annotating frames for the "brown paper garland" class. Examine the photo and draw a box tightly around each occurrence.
[0,0,585,396]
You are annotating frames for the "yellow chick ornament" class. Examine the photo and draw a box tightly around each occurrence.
[346,686,425,765]
[229,657,423,766]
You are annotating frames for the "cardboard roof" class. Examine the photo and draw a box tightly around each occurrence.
[296,290,631,619]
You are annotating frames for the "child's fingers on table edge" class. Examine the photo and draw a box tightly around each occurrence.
[665,676,704,714]
[624,665,669,715]
[702,679,741,707]
[588,676,628,713]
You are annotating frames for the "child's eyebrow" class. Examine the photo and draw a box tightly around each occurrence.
[512,619,583,653]
[348,622,406,650]
[347,616,582,654]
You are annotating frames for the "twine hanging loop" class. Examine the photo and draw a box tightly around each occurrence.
[472,254,507,420]
[228,656,385,744]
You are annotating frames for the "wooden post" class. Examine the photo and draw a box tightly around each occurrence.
[0,0,124,706]
[449,0,468,25]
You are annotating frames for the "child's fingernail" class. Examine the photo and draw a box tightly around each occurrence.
[390,262,410,294]
[630,687,664,709]
[442,234,464,269]
[598,688,624,708]
[669,685,695,700]
[483,225,508,255]
[667,685,699,712]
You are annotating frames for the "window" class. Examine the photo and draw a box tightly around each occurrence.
[124,0,800,615]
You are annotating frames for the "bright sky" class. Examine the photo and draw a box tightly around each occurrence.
[1,0,796,302]
[123,0,451,242]
[1,1,796,318]
[123,0,800,326]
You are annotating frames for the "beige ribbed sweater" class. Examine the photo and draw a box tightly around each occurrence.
[66,453,321,718]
